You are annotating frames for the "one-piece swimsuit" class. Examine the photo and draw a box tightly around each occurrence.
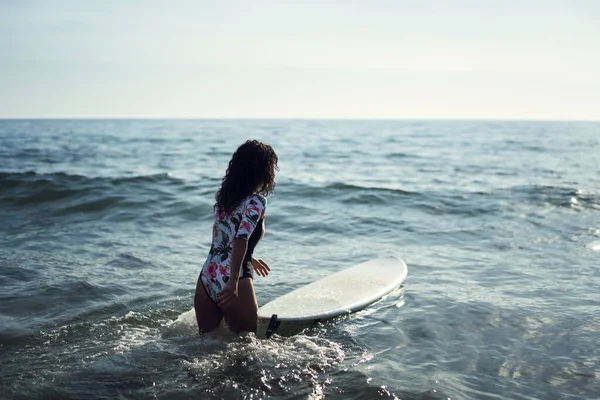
[199,194,266,303]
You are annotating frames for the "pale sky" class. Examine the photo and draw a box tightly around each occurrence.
[1,0,599,120]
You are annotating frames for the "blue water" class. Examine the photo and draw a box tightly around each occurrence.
[1,119,599,399]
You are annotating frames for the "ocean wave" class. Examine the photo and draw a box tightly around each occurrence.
[325,182,416,195]
[386,152,424,159]
[0,170,212,220]
[278,180,417,199]
[0,279,117,319]
[0,170,183,192]
[278,180,507,218]
[507,185,600,211]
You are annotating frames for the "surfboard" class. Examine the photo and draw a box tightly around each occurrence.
[256,256,407,338]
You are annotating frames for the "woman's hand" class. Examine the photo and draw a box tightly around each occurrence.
[217,278,238,308]
[252,257,270,277]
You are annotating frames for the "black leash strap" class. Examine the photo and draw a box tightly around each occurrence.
[265,314,280,339]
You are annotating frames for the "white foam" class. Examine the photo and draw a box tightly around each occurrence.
[163,308,198,337]
[184,333,345,379]
[587,241,600,252]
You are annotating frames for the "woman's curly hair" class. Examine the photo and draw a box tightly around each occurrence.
[215,140,278,215]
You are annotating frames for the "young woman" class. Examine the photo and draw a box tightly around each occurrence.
[194,140,278,334]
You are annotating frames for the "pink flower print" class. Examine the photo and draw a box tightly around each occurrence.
[208,262,218,279]
[218,265,228,277]
[240,220,252,233]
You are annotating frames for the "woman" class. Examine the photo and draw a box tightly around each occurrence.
[194,140,278,334]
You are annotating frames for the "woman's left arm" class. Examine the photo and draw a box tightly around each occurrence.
[252,257,270,277]
[252,219,270,277]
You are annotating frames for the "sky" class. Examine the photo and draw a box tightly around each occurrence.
[1,0,599,120]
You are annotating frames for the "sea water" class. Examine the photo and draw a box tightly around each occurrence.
[1,119,599,399]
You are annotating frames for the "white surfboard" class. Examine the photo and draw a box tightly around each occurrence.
[257,256,407,338]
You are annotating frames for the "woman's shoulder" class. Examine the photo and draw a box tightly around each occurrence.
[247,193,267,208]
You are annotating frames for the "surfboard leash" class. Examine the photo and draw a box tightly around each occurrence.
[265,314,281,339]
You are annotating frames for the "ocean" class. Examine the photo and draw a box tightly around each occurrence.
[0,119,598,399]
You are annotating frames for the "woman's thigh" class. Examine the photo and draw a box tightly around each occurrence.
[194,277,222,334]
[222,278,258,333]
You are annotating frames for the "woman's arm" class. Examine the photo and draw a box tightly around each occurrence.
[228,238,248,283]
[217,238,248,307]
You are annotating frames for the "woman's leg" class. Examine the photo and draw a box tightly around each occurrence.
[194,277,222,334]
[221,278,258,333]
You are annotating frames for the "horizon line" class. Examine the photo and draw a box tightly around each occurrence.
[1,116,599,123]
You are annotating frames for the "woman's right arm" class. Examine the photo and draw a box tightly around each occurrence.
[216,238,248,307]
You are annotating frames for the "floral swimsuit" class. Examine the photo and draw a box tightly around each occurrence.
[200,194,266,303]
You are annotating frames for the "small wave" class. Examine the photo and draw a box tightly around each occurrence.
[107,253,152,270]
[325,182,415,196]
[0,170,202,220]
[0,316,37,347]
[3,279,117,319]
[163,308,198,337]
[0,170,181,193]
[338,186,419,207]
[587,241,600,252]
[386,152,423,159]
[111,172,182,186]
[419,193,503,217]
[0,280,131,348]
[52,195,127,216]
[571,188,600,211]
[39,306,185,356]
[508,185,600,211]
[340,192,393,205]
[280,180,417,201]
[282,180,505,217]
[0,259,42,285]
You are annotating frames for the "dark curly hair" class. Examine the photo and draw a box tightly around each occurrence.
[215,140,278,215]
